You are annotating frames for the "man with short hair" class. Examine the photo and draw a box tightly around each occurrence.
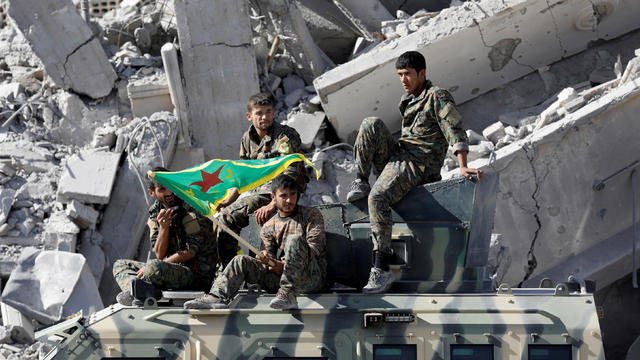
[184,174,327,310]
[215,93,307,267]
[112,166,219,305]
[346,51,483,294]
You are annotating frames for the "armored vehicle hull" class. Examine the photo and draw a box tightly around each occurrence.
[39,173,604,359]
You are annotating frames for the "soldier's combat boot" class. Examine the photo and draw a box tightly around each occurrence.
[131,278,163,303]
[269,289,298,310]
[362,267,395,294]
[116,291,134,306]
[346,178,371,202]
[183,294,228,309]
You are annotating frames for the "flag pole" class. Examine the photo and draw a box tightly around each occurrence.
[208,214,276,267]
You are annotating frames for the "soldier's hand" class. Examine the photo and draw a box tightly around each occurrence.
[256,250,270,265]
[460,167,483,181]
[157,209,176,229]
[215,188,240,211]
[269,259,284,275]
[255,202,276,225]
[136,267,145,278]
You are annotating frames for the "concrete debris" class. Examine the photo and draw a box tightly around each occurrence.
[0,302,34,344]
[66,200,99,229]
[0,0,637,353]
[7,0,117,98]
[284,111,326,149]
[315,0,640,142]
[57,150,122,205]
[1,247,103,325]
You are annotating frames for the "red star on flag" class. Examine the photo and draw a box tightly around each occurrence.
[190,166,224,193]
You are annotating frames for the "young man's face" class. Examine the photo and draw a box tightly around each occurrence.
[246,104,275,133]
[147,184,177,208]
[272,186,298,217]
[397,67,426,96]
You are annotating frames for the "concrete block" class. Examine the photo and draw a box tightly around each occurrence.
[52,92,118,147]
[7,0,116,98]
[482,121,506,145]
[0,302,34,344]
[77,230,105,285]
[127,82,173,118]
[0,188,15,226]
[161,42,190,146]
[0,141,55,174]
[314,0,640,142]
[1,248,103,325]
[286,111,326,148]
[174,0,259,159]
[66,200,99,229]
[0,162,16,177]
[284,88,305,107]
[282,74,306,94]
[445,78,640,289]
[0,83,23,101]
[170,146,205,171]
[57,150,122,205]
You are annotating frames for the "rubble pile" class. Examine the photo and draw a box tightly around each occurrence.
[0,0,637,355]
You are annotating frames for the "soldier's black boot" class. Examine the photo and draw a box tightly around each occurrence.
[131,278,163,304]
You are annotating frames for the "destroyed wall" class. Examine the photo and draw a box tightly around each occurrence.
[442,63,640,290]
[314,0,640,142]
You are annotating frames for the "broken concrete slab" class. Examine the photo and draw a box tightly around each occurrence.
[265,0,335,84]
[127,82,173,118]
[0,83,23,101]
[52,91,119,147]
[285,111,326,148]
[1,247,103,325]
[57,150,121,205]
[77,230,105,285]
[161,42,190,146]
[43,211,80,252]
[0,302,34,344]
[7,0,116,98]
[314,0,640,142]
[66,200,99,229]
[332,0,393,37]
[444,75,640,288]
[98,113,177,304]
[0,188,15,226]
[174,0,259,160]
[0,141,56,174]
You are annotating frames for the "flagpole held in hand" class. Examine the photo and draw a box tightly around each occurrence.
[208,214,277,268]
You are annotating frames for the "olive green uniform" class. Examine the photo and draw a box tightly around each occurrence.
[112,201,218,292]
[354,80,469,253]
[217,122,306,265]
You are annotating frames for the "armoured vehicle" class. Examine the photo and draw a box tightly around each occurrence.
[37,173,605,359]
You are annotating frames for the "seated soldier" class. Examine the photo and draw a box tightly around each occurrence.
[184,174,327,310]
[112,166,219,305]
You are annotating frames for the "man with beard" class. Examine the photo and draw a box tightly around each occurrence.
[112,166,219,305]
[214,92,307,267]
[183,174,327,310]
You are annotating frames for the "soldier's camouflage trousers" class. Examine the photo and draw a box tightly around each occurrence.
[113,259,198,292]
[210,235,324,300]
[354,117,440,254]
[217,193,272,266]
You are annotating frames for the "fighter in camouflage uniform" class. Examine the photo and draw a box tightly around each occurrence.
[112,167,218,305]
[346,51,483,294]
[215,93,307,267]
[184,174,327,310]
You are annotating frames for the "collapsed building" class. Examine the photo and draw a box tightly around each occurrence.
[0,0,638,358]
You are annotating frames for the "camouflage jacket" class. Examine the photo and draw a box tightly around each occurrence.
[240,122,307,194]
[398,80,469,168]
[260,205,327,270]
[148,200,218,281]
